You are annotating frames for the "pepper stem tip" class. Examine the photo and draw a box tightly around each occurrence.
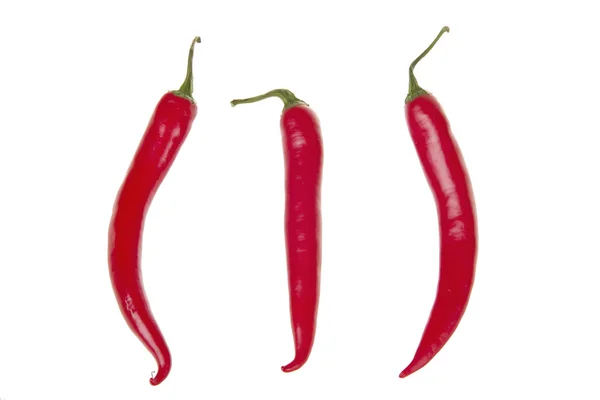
[406,26,450,103]
[171,36,201,102]
[230,89,307,110]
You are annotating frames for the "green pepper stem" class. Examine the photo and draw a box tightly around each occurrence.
[230,89,307,110]
[171,36,201,102]
[406,26,449,103]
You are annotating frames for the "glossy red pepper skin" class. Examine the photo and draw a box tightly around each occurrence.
[401,94,477,377]
[400,27,478,378]
[280,104,323,372]
[231,90,323,373]
[108,37,200,386]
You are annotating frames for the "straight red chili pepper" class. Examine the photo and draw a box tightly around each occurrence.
[231,89,323,373]
[400,27,478,378]
[108,36,201,386]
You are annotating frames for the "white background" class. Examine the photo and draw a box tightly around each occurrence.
[1,0,599,399]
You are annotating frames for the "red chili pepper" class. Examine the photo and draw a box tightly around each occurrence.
[108,36,201,386]
[231,89,323,373]
[400,27,478,378]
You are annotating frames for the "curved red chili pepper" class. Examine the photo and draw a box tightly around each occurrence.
[400,27,478,378]
[108,36,201,386]
[231,89,323,373]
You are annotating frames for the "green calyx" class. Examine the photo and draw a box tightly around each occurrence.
[170,36,201,102]
[406,26,449,104]
[230,89,307,111]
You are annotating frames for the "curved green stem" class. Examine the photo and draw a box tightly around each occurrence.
[171,36,201,102]
[230,89,307,110]
[406,26,449,103]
